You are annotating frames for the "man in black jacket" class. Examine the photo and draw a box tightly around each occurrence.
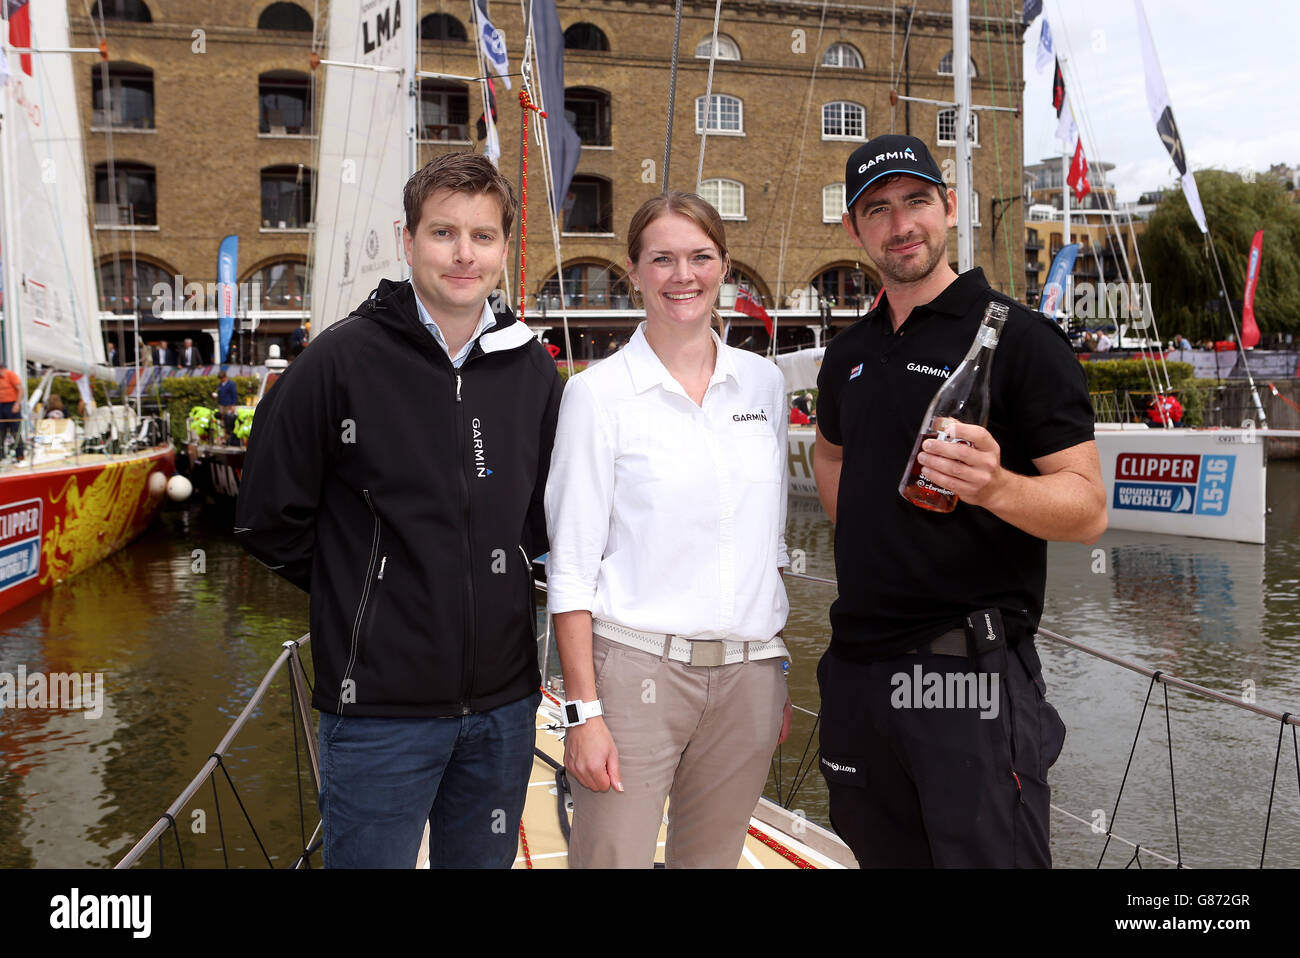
[236,153,562,868]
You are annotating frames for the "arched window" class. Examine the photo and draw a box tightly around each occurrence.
[812,264,873,310]
[695,34,740,60]
[728,263,768,303]
[822,43,863,68]
[938,51,977,77]
[822,101,865,140]
[565,88,611,146]
[258,2,313,32]
[97,257,172,313]
[259,70,312,134]
[249,259,308,310]
[562,176,612,233]
[419,80,470,141]
[538,262,629,309]
[91,0,152,22]
[695,94,743,134]
[937,108,978,146]
[822,183,846,223]
[91,63,154,130]
[421,13,467,41]
[260,165,313,229]
[699,178,744,220]
[94,162,156,226]
[564,23,609,51]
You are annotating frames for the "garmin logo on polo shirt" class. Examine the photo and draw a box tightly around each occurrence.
[906,362,951,379]
[471,417,492,477]
[858,148,917,174]
[732,410,768,423]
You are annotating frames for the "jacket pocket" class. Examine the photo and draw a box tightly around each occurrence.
[338,489,382,713]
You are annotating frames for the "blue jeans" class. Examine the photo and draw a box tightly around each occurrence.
[317,691,541,868]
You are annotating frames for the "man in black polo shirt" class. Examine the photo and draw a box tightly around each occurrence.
[812,134,1107,867]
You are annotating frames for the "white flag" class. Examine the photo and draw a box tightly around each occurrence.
[1035,19,1054,74]
[484,120,501,167]
[1134,0,1207,233]
[1055,91,1077,145]
[474,0,512,90]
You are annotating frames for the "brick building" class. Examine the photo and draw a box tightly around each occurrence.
[76,0,1028,363]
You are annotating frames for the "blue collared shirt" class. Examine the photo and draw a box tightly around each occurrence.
[410,280,496,368]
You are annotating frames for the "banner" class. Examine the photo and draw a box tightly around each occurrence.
[1034,18,1052,73]
[1241,229,1262,348]
[531,0,581,215]
[217,235,238,363]
[1038,243,1079,317]
[1051,58,1076,143]
[1134,0,1207,233]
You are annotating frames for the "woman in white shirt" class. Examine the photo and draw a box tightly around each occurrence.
[545,192,792,868]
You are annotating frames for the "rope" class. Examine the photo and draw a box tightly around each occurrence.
[981,0,1017,297]
[161,812,185,869]
[662,0,683,190]
[1161,682,1183,867]
[746,825,816,869]
[213,755,275,867]
[518,821,534,868]
[209,772,228,869]
[517,89,546,325]
[289,660,310,867]
[1098,671,1160,867]
[1268,382,1300,413]
[694,0,724,193]
[1050,803,1184,867]
[1259,712,1293,867]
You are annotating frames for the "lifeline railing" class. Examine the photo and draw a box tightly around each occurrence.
[118,572,1300,869]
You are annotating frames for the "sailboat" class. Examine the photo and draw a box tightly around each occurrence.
[0,2,173,617]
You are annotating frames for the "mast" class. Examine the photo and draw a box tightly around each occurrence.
[0,7,23,375]
[952,0,972,272]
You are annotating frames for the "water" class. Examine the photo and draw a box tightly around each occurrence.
[1,463,1297,868]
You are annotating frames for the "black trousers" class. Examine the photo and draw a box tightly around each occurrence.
[817,640,1067,868]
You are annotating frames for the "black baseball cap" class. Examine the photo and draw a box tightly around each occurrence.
[845,134,945,210]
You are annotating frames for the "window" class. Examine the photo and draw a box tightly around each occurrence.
[259,71,312,134]
[539,262,629,309]
[695,94,742,134]
[695,34,740,60]
[258,2,312,31]
[565,88,611,146]
[937,52,977,77]
[699,179,744,219]
[812,265,871,310]
[251,260,308,310]
[91,0,152,22]
[729,264,767,302]
[97,258,170,313]
[937,108,978,146]
[823,183,846,222]
[419,80,470,141]
[94,162,156,226]
[822,43,863,68]
[564,23,609,51]
[421,13,467,41]
[822,101,865,140]
[562,176,612,233]
[91,63,154,130]
[261,165,313,228]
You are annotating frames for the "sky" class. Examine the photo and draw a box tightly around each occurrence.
[1021,0,1300,204]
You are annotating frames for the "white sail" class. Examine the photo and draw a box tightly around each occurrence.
[310,0,412,332]
[2,1,104,371]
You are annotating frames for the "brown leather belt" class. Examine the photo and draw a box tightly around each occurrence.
[906,628,969,657]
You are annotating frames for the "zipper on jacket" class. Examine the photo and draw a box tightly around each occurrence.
[454,367,476,713]
[340,489,381,714]
[377,555,387,580]
[456,373,462,403]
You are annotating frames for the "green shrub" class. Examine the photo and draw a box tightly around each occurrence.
[1081,359,1209,425]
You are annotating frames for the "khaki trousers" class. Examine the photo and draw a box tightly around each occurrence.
[568,634,786,868]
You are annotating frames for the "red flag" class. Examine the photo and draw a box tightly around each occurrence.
[1052,58,1065,115]
[1241,229,1263,348]
[735,285,773,337]
[1066,138,1091,202]
[9,1,32,76]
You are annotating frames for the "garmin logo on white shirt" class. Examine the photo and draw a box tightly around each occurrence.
[471,417,492,477]
[906,362,951,379]
[732,410,768,423]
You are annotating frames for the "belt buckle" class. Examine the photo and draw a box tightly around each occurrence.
[688,640,726,667]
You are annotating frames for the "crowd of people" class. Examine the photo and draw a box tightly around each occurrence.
[236,136,1106,870]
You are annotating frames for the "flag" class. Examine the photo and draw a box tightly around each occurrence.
[475,77,498,140]
[473,0,511,89]
[735,285,773,338]
[1055,92,1076,144]
[1039,243,1079,317]
[1134,0,1207,233]
[1035,19,1053,73]
[217,235,238,363]
[1023,0,1043,26]
[1067,138,1091,201]
[7,0,31,76]
[532,0,581,215]
[1241,229,1263,348]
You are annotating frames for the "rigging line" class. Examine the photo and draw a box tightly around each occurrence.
[213,755,275,867]
[1098,671,1160,869]
[289,662,309,867]
[981,0,1016,297]
[1050,804,1183,868]
[208,772,229,870]
[512,0,536,304]
[1207,230,1267,425]
[468,0,505,302]
[1258,712,1292,867]
[693,0,724,194]
[661,0,683,191]
[1162,682,1183,867]
[889,4,916,135]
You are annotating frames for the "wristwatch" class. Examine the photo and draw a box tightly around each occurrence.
[561,698,604,727]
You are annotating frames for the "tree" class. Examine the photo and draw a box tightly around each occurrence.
[1138,170,1300,342]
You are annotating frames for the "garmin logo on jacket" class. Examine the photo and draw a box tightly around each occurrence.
[471,417,492,477]
[732,410,768,423]
[906,362,951,379]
